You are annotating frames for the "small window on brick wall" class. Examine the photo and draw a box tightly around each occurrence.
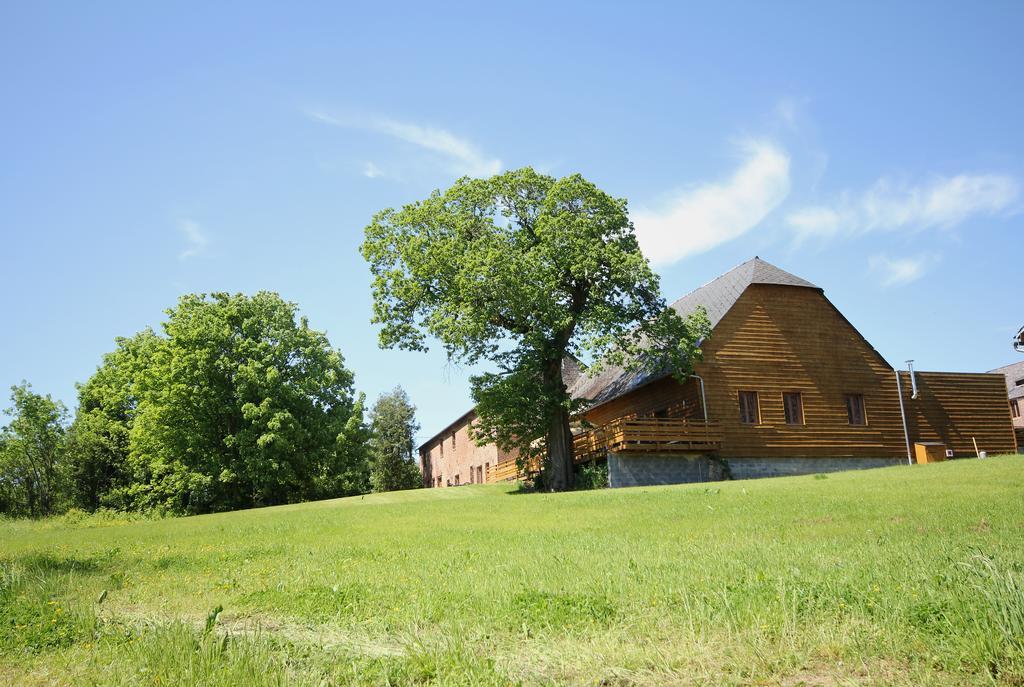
[738,391,760,424]
[1012,398,1020,418]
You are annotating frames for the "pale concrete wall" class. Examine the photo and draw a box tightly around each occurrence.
[607,452,904,488]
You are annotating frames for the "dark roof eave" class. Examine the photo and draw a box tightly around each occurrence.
[417,407,476,452]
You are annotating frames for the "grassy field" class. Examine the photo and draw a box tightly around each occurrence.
[2,456,1023,686]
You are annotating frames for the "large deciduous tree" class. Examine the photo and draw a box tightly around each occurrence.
[361,168,710,491]
[65,330,158,511]
[0,383,69,517]
[70,292,370,514]
[368,387,422,493]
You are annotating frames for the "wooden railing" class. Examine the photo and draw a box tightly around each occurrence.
[574,417,722,461]
[487,418,722,481]
[488,459,523,483]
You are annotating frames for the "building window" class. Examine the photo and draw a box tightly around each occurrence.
[738,391,760,424]
[484,463,490,482]
[478,465,484,483]
[454,474,460,486]
[1012,398,1020,418]
[452,432,456,450]
[845,394,866,425]
[1016,378,1024,387]
[439,441,443,458]
[783,392,804,425]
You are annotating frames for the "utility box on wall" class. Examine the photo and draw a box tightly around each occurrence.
[914,442,947,464]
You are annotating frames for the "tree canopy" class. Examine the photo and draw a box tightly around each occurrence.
[368,387,422,493]
[66,292,371,514]
[0,382,69,517]
[361,168,710,490]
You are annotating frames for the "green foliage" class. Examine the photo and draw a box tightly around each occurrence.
[0,383,69,517]
[0,567,91,655]
[508,589,617,631]
[205,604,224,634]
[573,461,608,490]
[368,387,422,493]
[61,292,371,515]
[3,457,1024,685]
[361,168,710,490]
[954,554,1024,667]
[65,330,157,511]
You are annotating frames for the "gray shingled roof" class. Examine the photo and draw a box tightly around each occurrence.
[989,360,1024,400]
[569,257,820,406]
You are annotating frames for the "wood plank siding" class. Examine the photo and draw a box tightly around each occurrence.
[420,260,1019,487]
[582,284,1017,461]
[699,284,907,459]
[585,376,704,426]
[901,371,1018,456]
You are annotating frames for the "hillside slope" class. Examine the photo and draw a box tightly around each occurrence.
[3,457,1024,686]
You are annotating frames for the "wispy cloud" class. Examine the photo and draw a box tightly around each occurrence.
[362,161,384,179]
[632,139,791,266]
[178,219,209,260]
[787,173,1020,242]
[868,253,938,287]
[307,110,502,178]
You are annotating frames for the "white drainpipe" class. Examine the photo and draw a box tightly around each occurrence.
[691,374,708,421]
[906,360,919,399]
[895,369,913,465]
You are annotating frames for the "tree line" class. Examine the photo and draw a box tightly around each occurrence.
[4,167,707,510]
[0,292,422,518]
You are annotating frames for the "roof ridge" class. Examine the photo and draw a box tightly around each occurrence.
[570,257,819,407]
[667,257,758,309]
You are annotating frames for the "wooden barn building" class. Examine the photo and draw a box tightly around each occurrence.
[418,258,1018,488]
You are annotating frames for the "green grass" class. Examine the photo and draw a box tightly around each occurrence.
[2,456,1024,685]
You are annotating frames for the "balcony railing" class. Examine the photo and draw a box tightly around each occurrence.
[486,418,722,482]
[574,417,722,461]
[488,459,524,483]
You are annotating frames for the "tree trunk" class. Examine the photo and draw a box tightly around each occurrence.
[547,407,574,491]
[543,357,575,492]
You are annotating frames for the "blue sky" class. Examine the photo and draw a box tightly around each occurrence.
[2,2,1022,444]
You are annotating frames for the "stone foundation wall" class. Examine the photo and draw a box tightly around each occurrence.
[607,452,904,488]
[727,456,904,480]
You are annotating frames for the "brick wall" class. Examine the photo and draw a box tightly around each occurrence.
[419,413,515,487]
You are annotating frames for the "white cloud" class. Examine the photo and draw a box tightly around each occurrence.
[868,253,937,287]
[178,219,209,260]
[307,110,502,178]
[362,161,384,179]
[632,140,791,266]
[787,173,1020,241]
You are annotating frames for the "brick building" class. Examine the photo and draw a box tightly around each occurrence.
[417,410,518,488]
